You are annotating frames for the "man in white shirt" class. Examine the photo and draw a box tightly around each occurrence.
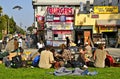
[18,37,22,48]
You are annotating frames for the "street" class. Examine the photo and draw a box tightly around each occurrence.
[2,38,120,58]
[23,47,120,58]
[105,48,120,57]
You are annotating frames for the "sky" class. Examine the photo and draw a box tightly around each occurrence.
[0,0,34,30]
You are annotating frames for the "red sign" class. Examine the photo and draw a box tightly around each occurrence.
[36,15,45,30]
[47,7,74,15]
[91,14,99,18]
[53,30,72,34]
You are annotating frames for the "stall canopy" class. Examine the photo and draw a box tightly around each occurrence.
[97,20,120,26]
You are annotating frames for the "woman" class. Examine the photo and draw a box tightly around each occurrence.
[93,44,109,68]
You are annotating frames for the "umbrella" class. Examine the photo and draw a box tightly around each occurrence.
[13,5,23,10]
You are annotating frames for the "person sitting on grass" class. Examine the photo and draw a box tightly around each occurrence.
[93,44,110,68]
[77,46,89,69]
[38,45,56,69]
[50,48,64,69]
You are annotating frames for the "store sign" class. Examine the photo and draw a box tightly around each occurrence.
[46,15,54,21]
[46,15,74,22]
[91,14,99,18]
[94,6,118,14]
[53,30,72,34]
[100,26,117,32]
[47,7,74,15]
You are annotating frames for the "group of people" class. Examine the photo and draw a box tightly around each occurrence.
[0,35,114,70]
[11,36,23,53]
[31,41,113,69]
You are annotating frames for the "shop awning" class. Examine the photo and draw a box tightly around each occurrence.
[97,20,120,26]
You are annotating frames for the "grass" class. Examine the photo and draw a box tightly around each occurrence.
[0,64,120,79]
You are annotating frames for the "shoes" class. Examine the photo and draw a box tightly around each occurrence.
[83,65,88,69]
[87,71,98,76]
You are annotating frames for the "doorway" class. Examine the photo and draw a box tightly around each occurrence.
[75,29,92,46]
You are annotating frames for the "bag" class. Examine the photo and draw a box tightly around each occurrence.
[11,55,22,68]
[105,55,114,67]
[3,57,11,67]
[22,60,28,67]
[32,55,40,67]
[0,51,9,59]
[71,61,84,68]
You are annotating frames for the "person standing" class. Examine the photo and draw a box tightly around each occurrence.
[25,35,31,48]
[11,38,18,53]
[18,36,23,53]
[65,37,70,48]
[2,37,7,49]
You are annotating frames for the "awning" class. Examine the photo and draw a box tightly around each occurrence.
[96,20,120,26]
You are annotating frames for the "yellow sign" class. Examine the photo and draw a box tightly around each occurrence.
[94,6,118,14]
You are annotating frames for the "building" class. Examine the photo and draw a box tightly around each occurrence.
[75,0,120,47]
[32,0,94,47]
[32,0,120,47]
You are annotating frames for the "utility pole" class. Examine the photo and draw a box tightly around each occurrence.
[7,19,9,34]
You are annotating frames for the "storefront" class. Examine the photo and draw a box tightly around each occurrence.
[74,26,93,46]
[45,7,74,46]
[96,19,120,47]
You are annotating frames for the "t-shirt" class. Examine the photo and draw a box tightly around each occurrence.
[37,43,44,49]
[18,38,22,47]
[39,50,54,69]
[94,49,107,68]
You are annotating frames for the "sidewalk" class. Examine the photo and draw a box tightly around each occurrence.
[105,47,120,57]
[24,47,120,57]
[2,39,120,58]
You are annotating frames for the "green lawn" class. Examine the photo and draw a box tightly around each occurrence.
[0,64,120,79]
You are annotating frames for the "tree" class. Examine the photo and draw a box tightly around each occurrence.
[0,6,25,39]
[0,6,2,15]
[9,17,16,34]
[27,26,34,33]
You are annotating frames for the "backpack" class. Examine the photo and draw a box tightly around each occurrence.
[105,55,114,67]
[3,57,11,68]
[11,55,22,68]
[32,55,40,67]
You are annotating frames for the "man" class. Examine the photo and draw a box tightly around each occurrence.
[18,36,23,53]
[18,36,23,48]
[38,46,56,69]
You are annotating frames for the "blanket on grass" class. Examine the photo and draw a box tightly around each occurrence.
[53,67,98,76]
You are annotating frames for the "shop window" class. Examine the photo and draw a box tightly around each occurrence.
[54,34,58,37]
[60,15,66,22]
